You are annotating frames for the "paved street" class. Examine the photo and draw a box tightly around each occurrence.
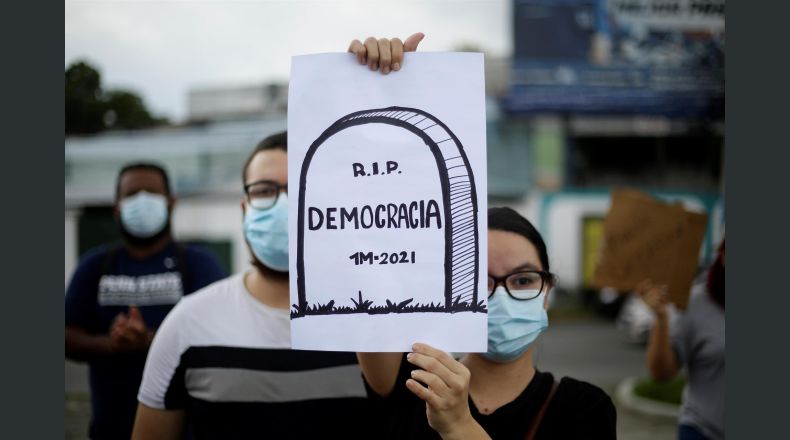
[65,314,677,439]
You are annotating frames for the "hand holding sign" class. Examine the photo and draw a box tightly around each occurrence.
[405,343,481,438]
[348,33,425,73]
[636,279,671,318]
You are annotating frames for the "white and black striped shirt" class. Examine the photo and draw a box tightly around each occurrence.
[138,273,372,439]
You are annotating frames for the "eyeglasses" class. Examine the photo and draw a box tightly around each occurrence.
[244,180,287,211]
[488,270,552,301]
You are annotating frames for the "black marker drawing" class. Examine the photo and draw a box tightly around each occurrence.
[292,106,484,318]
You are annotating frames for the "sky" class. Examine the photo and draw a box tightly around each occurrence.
[65,0,512,122]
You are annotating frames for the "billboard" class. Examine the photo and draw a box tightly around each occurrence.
[504,0,724,116]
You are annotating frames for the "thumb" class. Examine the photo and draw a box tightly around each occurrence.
[403,32,425,52]
[128,305,143,322]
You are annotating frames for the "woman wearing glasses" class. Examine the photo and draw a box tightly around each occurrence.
[357,207,616,439]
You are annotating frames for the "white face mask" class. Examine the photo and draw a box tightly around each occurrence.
[120,191,169,238]
[244,194,289,272]
[481,287,548,363]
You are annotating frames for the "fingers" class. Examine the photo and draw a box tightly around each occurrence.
[391,38,404,71]
[111,313,128,331]
[408,344,470,393]
[128,305,143,321]
[348,39,366,65]
[128,305,147,331]
[412,343,467,375]
[351,33,424,73]
[407,351,455,384]
[364,37,379,71]
[405,378,442,407]
[638,280,671,314]
[411,369,450,394]
[403,32,425,52]
[378,38,392,74]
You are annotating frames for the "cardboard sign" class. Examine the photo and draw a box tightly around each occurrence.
[592,188,708,309]
[287,53,488,352]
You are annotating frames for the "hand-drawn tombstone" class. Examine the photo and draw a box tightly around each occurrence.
[293,107,483,318]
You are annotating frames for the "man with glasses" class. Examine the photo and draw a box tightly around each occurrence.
[65,163,227,440]
[132,132,372,439]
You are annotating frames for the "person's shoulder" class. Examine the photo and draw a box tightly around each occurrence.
[175,273,240,311]
[683,283,711,312]
[74,244,117,271]
[554,376,615,411]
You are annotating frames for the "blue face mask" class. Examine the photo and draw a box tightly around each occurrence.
[120,191,169,238]
[244,194,289,272]
[482,287,548,363]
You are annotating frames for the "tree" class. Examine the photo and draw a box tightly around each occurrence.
[65,60,167,135]
[104,90,164,130]
[65,61,106,134]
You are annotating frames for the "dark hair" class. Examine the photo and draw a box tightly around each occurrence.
[115,162,171,200]
[242,131,288,184]
[488,207,552,276]
[707,239,725,309]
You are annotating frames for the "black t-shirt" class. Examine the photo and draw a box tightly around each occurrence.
[365,354,617,439]
[65,243,226,440]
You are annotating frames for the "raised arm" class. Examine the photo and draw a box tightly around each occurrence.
[356,352,403,397]
[638,280,680,381]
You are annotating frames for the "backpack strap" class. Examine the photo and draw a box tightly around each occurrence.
[173,243,190,294]
[526,380,558,440]
[98,244,122,281]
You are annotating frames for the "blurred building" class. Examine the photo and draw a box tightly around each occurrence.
[490,0,725,294]
[187,83,288,122]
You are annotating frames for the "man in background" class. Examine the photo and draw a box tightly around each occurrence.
[65,162,227,440]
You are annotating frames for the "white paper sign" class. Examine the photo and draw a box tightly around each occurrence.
[288,52,488,352]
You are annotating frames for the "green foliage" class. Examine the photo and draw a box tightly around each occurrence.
[65,61,105,134]
[65,60,167,135]
[104,90,163,130]
[633,376,685,405]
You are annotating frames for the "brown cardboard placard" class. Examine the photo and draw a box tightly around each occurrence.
[592,188,708,309]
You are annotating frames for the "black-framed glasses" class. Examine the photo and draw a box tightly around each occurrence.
[488,270,551,301]
[244,180,287,210]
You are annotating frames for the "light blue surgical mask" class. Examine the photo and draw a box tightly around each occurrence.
[120,191,169,238]
[482,287,548,363]
[244,194,289,272]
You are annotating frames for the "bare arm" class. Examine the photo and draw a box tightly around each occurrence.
[132,403,185,440]
[646,313,680,381]
[65,325,113,361]
[638,281,680,381]
[356,352,403,397]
